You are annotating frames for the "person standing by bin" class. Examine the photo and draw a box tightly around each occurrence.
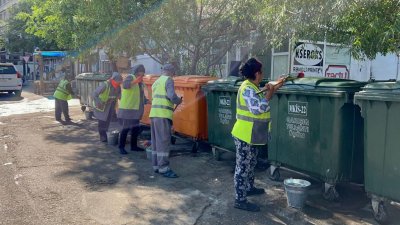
[231,58,284,212]
[149,64,182,178]
[53,73,74,123]
[92,72,122,143]
[117,64,147,155]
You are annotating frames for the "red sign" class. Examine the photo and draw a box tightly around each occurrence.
[325,65,349,79]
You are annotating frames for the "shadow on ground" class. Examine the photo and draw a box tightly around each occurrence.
[40,114,400,225]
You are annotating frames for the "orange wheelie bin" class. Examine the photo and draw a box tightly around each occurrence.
[140,74,160,125]
[172,75,217,151]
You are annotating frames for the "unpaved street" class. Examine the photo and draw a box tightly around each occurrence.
[0,83,398,225]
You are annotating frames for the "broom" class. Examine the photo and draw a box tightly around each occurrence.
[256,73,304,95]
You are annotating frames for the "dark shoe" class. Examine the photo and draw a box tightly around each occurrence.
[131,146,145,152]
[234,200,260,212]
[64,120,73,125]
[154,169,159,173]
[119,148,128,155]
[56,119,63,123]
[101,139,107,143]
[247,187,265,196]
[160,170,178,178]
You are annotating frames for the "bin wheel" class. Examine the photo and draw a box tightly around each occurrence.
[171,136,176,145]
[373,200,388,224]
[269,167,280,181]
[323,186,339,201]
[191,142,199,153]
[212,147,221,161]
[81,105,86,112]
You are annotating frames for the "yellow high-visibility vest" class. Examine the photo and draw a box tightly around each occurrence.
[231,80,270,145]
[53,79,72,101]
[119,74,141,110]
[149,75,173,119]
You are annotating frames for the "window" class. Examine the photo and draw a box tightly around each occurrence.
[0,65,17,74]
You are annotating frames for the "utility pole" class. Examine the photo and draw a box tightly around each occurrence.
[39,51,43,95]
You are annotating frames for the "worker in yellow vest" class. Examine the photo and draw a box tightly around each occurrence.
[149,64,182,178]
[92,72,122,142]
[53,73,74,123]
[117,64,147,155]
[231,58,284,212]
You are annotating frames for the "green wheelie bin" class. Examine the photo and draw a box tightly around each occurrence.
[355,81,400,223]
[268,77,365,200]
[202,76,269,160]
[75,73,111,119]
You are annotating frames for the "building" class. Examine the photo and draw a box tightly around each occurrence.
[0,0,18,21]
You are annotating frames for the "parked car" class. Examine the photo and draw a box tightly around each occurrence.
[0,63,22,97]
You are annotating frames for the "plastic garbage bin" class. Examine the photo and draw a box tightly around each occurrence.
[268,77,365,200]
[172,75,217,151]
[355,81,400,223]
[75,73,111,114]
[202,77,270,160]
[140,75,161,125]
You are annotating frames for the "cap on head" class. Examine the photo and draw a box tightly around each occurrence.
[162,63,176,75]
[111,72,123,82]
[131,64,145,75]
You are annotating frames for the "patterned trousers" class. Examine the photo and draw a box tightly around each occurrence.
[233,137,259,202]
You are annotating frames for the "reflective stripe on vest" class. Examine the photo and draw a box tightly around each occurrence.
[53,79,72,100]
[119,74,141,110]
[149,75,173,119]
[231,80,270,145]
[92,81,115,112]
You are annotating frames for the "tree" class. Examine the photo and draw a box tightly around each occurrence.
[20,0,162,50]
[135,0,258,75]
[4,0,58,53]
[328,0,400,59]
[253,0,400,59]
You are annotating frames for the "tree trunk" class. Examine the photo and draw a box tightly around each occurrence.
[189,47,200,75]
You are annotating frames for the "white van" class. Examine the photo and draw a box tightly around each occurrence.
[0,63,22,97]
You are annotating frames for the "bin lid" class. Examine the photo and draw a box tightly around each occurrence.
[354,81,400,102]
[203,76,270,92]
[281,77,366,92]
[173,75,217,88]
[361,81,400,92]
[202,76,243,92]
[143,74,161,84]
[75,73,111,80]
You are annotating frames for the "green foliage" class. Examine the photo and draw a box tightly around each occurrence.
[4,0,58,52]
[136,0,257,74]
[328,0,400,59]
[255,0,400,59]
[15,0,400,72]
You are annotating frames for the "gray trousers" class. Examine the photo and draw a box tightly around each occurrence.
[150,118,172,173]
[98,110,113,142]
[55,98,70,121]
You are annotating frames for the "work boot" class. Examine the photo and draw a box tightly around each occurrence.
[234,200,260,212]
[247,187,265,196]
[119,148,128,155]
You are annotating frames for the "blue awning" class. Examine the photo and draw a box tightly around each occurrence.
[33,51,67,57]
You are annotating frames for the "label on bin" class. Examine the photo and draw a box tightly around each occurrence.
[218,108,232,125]
[219,96,231,106]
[288,101,308,116]
[286,101,309,139]
[218,96,233,125]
